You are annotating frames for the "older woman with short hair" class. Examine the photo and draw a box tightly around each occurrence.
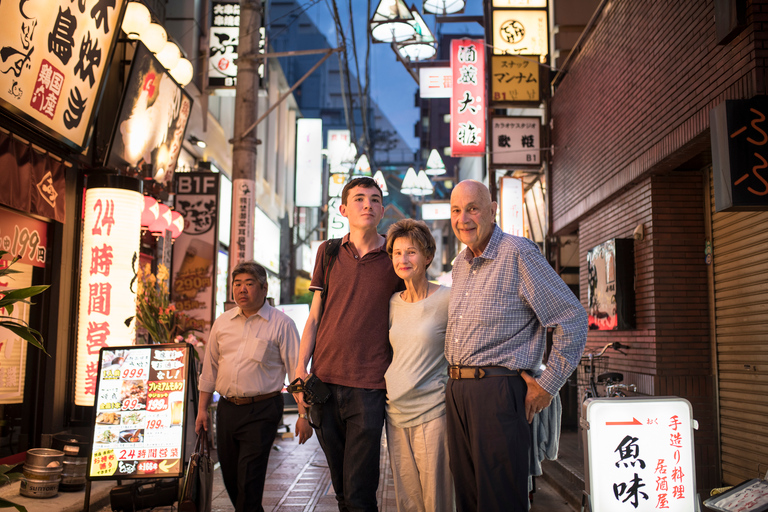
[385,219,454,512]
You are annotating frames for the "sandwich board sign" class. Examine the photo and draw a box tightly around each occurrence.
[88,343,192,480]
[583,397,697,511]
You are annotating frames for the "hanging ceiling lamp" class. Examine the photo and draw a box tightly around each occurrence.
[353,154,372,176]
[142,23,168,54]
[417,170,434,195]
[370,0,416,43]
[423,0,465,15]
[400,167,421,195]
[424,148,447,175]
[169,58,194,86]
[397,6,436,61]
[373,170,389,196]
[121,2,151,39]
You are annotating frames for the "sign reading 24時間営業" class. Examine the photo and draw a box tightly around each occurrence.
[88,344,190,480]
[0,0,126,150]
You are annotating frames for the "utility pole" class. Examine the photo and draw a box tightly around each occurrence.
[228,0,261,283]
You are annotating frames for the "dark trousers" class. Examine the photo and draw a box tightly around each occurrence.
[446,375,531,512]
[314,384,386,512]
[216,395,283,512]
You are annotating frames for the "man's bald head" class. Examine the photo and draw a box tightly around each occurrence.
[450,180,497,257]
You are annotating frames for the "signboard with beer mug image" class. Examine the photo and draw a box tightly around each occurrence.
[88,343,192,480]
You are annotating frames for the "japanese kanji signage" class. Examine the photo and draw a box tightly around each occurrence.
[450,39,486,157]
[492,9,549,63]
[173,173,219,344]
[229,178,254,278]
[105,43,193,188]
[0,0,126,149]
[0,207,48,268]
[208,0,265,89]
[88,343,190,480]
[711,97,768,211]
[491,116,541,165]
[75,177,142,407]
[419,67,452,99]
[295,118,323,207]
[584,397,697,512]
[327,129,352,239]
[500,176,524,237]
[491,55,540,103]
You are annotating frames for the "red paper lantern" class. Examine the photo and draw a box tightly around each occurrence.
[140,196,160,228]
[149,203,172,236]
[169,210,185,239]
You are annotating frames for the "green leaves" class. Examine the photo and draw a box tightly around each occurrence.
[0,251,49,356]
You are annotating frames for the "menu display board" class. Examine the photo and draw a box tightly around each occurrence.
[88,343,190,480]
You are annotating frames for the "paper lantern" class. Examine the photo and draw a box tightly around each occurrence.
[169,210,185,239]
[141,195,159,227]
[156,41,181,70]
[169,58,194,87]
[142,23,168,54]
[75,175,143,406]
[149,203,172,236]
[121,2,151,39]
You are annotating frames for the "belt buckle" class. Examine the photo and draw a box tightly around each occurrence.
[449,366,460,379]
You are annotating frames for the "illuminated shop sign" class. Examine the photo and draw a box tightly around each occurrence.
[491,116,541,166]
[500,176,524,237]
[492,9,549,63]
[490,55,540,103]
[450,39,486,157]
[75,176,142,407]
[295,118,323,208]
[88,343,191,480]
[0,0,127,149]
[208,0,265,89]
[105,42,193,187]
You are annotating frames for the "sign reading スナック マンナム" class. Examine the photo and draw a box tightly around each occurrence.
[0,0,126,150]
[584,397,697,512]
[88,343,191,480]
[490,55,540,104]
[450,39,486,157]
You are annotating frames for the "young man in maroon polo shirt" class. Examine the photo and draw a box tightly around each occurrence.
[293,177,403,512]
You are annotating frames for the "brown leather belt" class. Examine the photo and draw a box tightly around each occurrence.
[448,366,520,380]
[221,391,281,405]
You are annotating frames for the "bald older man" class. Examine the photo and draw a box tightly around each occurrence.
[445,180,587,512]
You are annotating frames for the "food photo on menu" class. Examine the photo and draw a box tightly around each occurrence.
[120,380,148,408]
[119,429,145,443]
[102,349,128,369]
[95,427,119,444]
[95,412,121,425]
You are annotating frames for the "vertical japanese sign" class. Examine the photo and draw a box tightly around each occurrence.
[0,210,49,404]
[491,116,541,165]
[500,176,524,237]
[88,343,189,479]
[450,39,486,157]
[327,129,351,240]
[295,118,323,208]
[173,173,219,343]
[490,55,540,103]
[492,9,549,63]
[75,178,143,407]
[229,178,254,279]
[710,97,768,211]
[0,0,126,149]
[585,398,697,512]
[419,67,452,99]
[208,0,265,89]
[105,43,193,188]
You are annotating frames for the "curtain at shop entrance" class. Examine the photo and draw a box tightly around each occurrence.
[0,130,66,224]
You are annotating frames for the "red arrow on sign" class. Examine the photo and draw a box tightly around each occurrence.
[606,418,642,426]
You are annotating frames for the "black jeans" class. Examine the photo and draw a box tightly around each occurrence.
[314,384,386,512]
[216,395,283,512]
[446,375,531,512]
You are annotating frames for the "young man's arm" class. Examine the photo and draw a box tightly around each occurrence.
[293,290,323,409]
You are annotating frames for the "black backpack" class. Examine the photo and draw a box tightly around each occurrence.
[320,238,342,303]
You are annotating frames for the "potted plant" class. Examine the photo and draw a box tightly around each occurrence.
[0,251,49,356]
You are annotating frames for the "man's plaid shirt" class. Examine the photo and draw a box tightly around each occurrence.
[446,225,588,396]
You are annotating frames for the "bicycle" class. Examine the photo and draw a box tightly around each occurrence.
[577,342,635,402]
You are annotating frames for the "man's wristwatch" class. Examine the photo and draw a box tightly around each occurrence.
[298,413,308,420]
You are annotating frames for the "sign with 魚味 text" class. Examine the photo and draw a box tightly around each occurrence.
[450,39,486,157]
[491,55,540,103]
[88,343,190,480]
[0,0,126,149]
[710,96,768,212]
[584,397,697,512]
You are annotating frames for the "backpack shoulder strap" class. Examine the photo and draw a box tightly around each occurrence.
[321,238,342,303]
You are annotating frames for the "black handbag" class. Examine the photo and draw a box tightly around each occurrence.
[110,479,178,511]
[179,433,214,512]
